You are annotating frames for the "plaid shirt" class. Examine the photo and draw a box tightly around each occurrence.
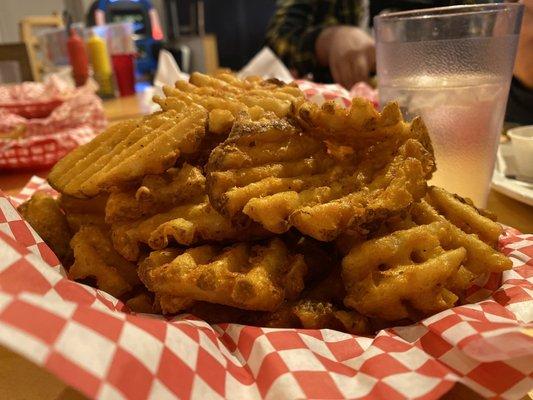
[266,0,486,82]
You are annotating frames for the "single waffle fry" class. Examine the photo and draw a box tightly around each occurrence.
[48,118,140,192]
[69,225,140,298]
[342,222,467,320]
[105,164,206,224]
[49,106,207,198]
[111,196,270,261]
[18,192,72,265]
[139,238,307,311]
[298,99,434,155]
[425,186,503,247]
[207,112,434,241]
[411,198,511,275]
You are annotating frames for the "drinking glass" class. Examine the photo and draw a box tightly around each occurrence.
[375,4,523,206]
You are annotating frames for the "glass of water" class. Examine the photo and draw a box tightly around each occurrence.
[375,4,523,206]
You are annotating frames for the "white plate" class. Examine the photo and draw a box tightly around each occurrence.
[491,144,533,206]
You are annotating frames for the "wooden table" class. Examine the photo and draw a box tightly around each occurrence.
[0,95,532,400]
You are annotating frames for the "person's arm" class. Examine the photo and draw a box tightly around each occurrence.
[506,0,533,124]
[266,0,370,85]
[514,0,533,88]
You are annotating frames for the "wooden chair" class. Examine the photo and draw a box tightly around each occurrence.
[19,14,64,81]
[0,43,33,83]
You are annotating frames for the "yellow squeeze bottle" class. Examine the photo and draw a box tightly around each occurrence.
[87,30,115,97]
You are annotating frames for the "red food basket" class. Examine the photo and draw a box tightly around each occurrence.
[0,99,64,119]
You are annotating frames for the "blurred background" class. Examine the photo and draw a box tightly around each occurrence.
[0,0,277,85]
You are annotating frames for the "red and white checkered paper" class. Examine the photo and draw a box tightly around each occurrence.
[0,79,106,170]
[0,83,532,400]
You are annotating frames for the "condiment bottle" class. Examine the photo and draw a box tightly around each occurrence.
[67,28,89,87]
[87,30,114,97]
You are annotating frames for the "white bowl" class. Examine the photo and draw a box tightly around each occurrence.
[507,125,533,179]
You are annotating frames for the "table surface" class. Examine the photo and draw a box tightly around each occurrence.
[0,95,532,400]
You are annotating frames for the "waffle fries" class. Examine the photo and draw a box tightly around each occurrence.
[69,225,140,298]
[18,192,73,265]
[139,238,307,312]
[341,187,512,320]
[206,110,434,241]
[18,73,512,333]
[48,106,207,198]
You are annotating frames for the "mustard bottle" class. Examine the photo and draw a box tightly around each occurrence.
[87,30,115,97]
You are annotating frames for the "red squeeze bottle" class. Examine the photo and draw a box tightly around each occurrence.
[67,28,89,87]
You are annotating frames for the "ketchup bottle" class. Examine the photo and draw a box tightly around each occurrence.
[67,28,89,87]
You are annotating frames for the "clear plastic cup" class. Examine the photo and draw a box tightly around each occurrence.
[375,4,524,206]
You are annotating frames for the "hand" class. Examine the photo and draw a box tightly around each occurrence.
[316,26,375,89]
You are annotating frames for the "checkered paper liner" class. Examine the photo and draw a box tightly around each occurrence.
[1,82,532,400]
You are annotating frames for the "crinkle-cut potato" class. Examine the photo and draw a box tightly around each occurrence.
[48,105,207,198]
[59,193,108,233]
[410,193,511,276]
[106,163,270,261]
[105,163,206,224]
[298,98,434,154]
[206,109,434,241]
[18,192,73,265]
[341,187,511,321]
[20,73,511,331]
[154,72,304,127]
[153,73,304,166]
[111,195,271,261]
[139,238,307,312]
[69,225,140,298]
[125,292,156,313]
[424,186,503,248]
[291,300,369,334]
[342,221,467,320]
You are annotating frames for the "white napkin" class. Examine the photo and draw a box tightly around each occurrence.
[237,47,293,82]
[153,49,190,89]
[142,50,190,111]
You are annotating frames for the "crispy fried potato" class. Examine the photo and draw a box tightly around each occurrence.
[48,106,207,198]
[206,109,434,241]
[59,193,108,233]
[111,196,270,261]
[155,72,304,120]
[291,300,369,334]
[298,99,434,154]
[411,197,511,276]
[425,186,503,247]
[342,222,467,320]
[105,163,206,224]
[139,238,307,312]
[126,292,156,313]
[342,187,512,321]
[18,192,72,265]
[69,225,140,297]
[36,73,513,328]
[107,163,270,261]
